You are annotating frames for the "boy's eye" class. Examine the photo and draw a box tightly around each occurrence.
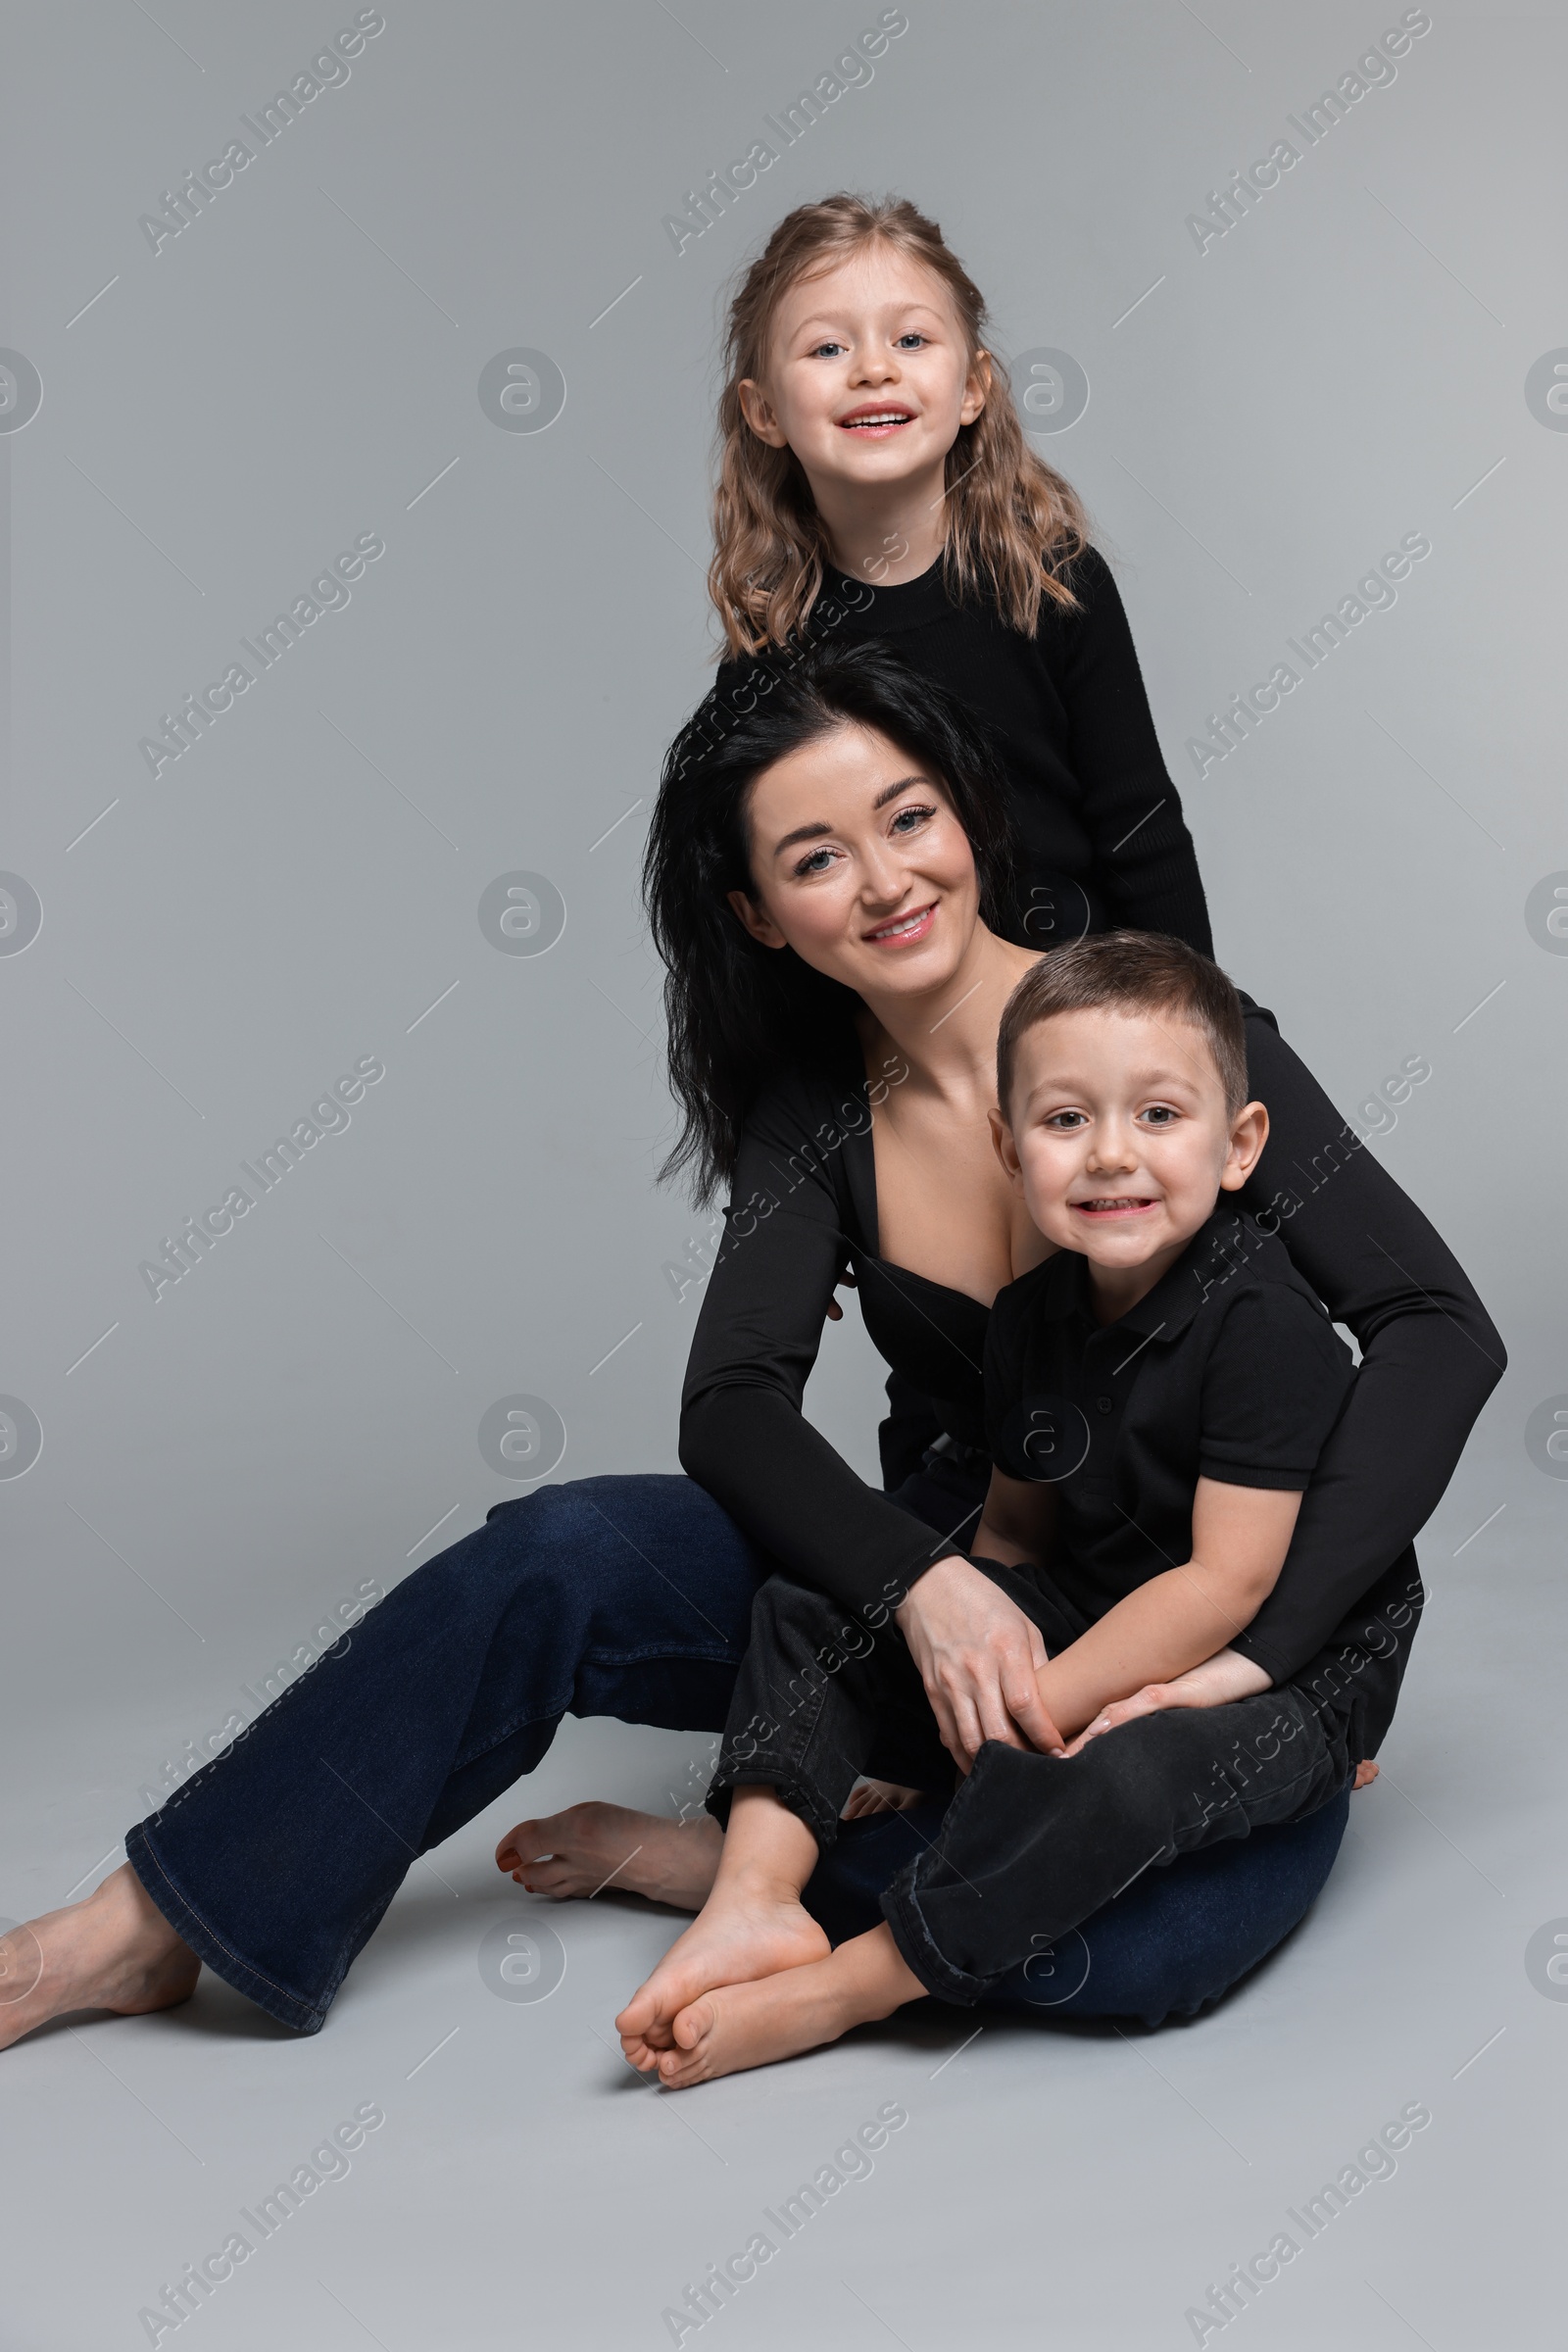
[1141,1104,1180,1126]
[1045,1110,1087,1131]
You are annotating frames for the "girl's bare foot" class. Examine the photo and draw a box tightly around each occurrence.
[1352,1759,1379,1791]
[616,1875,829,2071]
[842,1779,926,1821]
[0,1865,199,2054]
[495,1803,722,1910]
[657,1924,925,2088]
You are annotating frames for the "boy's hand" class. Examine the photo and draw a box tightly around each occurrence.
[1058,1646,1271,1757]
[896,1556,1064,1770]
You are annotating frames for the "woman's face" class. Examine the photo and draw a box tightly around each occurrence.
[728,721,982,1004]
[738,246,989,500]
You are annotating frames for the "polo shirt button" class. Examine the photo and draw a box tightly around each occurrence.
[1097,1396,1112,1413]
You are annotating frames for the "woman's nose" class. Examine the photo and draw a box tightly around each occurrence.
[858,841,906,903]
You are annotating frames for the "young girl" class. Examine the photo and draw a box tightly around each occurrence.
[695,192,1211,965]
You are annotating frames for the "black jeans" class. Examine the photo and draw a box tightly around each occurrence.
[710,1555,1358,2006]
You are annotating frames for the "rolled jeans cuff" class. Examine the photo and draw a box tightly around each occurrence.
[706,1753,842,1850]
[880,1864,989,2006]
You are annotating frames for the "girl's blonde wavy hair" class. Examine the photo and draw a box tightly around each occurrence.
[710,193,1090,658]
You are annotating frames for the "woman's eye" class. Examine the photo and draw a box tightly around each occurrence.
[889,804,934,835]
[794,846,838,877]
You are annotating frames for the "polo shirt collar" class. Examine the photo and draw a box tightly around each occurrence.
[1041,1208,1246,1344]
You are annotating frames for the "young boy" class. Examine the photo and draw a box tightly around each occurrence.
[616,935,1357,2087]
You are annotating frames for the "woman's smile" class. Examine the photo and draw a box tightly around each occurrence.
[864,900,938,946]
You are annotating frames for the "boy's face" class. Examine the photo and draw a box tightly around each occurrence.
[991,1006,1268,1279]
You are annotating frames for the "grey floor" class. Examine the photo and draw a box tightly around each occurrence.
[3,1428,1560,2352]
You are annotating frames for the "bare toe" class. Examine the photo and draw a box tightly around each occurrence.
[495,1803,721,1908]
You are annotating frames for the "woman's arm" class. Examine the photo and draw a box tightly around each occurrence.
[1054,548,1214,955]
[1229,1004,1505,1682]
[681,1081,1064,1760]
[679,1077,957,1620]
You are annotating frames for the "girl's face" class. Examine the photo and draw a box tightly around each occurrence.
[738,246,989,502]
[727,720,982,1005]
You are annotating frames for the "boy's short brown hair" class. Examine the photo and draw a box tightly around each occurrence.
[996,932,1250,1120]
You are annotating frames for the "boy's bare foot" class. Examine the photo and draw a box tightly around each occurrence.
[842,1779,926,1821]
[1352,1759,1379,1791]
[495,1803,722,1910]
[0,1865,199,2054]
[616,1876,830,2070]
[656,1925,925,2089]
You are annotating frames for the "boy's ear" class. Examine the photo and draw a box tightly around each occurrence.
[988,1104,1024,1184]
[1218,1101,1270,1191]
[737,378,790,449]
[726,887,786,950]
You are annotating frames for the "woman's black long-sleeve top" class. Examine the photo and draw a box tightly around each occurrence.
[679,1002,1504,1697]
[713,546,1213,958]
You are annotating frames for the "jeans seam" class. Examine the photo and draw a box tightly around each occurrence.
[132,1832,320,2019]
[452,1689,576,1778]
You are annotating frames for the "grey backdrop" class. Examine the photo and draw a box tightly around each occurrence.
[3,5,1565,2348]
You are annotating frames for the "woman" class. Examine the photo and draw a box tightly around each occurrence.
[0,647,1499,2049]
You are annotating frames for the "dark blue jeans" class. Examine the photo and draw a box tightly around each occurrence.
[126,1472,1350,2036]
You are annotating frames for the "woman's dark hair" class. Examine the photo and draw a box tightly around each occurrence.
[645,638,1016,1202]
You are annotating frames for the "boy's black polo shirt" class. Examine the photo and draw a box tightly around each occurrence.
[984,1209,1354,1627]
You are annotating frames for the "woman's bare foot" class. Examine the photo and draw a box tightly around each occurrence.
[0,1865,199,2054]
[496,1803,721,1910]
[616,1875,830,2070]
[656,1924,925,2088]
[842,1779,927,1821]
[1352,1759,1379,1791]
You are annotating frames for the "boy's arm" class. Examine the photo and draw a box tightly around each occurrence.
[1056,1643,1271,1756]
[1033,1478,1302,1744]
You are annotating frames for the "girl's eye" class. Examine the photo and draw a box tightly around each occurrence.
[894,333,928,350]
[808,340,847,360]
[889,803,935,835]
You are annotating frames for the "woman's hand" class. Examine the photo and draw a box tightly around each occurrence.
[1058,1646,1271,1757]
[895,1556,1063,1771]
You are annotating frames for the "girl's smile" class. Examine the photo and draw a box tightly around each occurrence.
[836,402,917,438]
